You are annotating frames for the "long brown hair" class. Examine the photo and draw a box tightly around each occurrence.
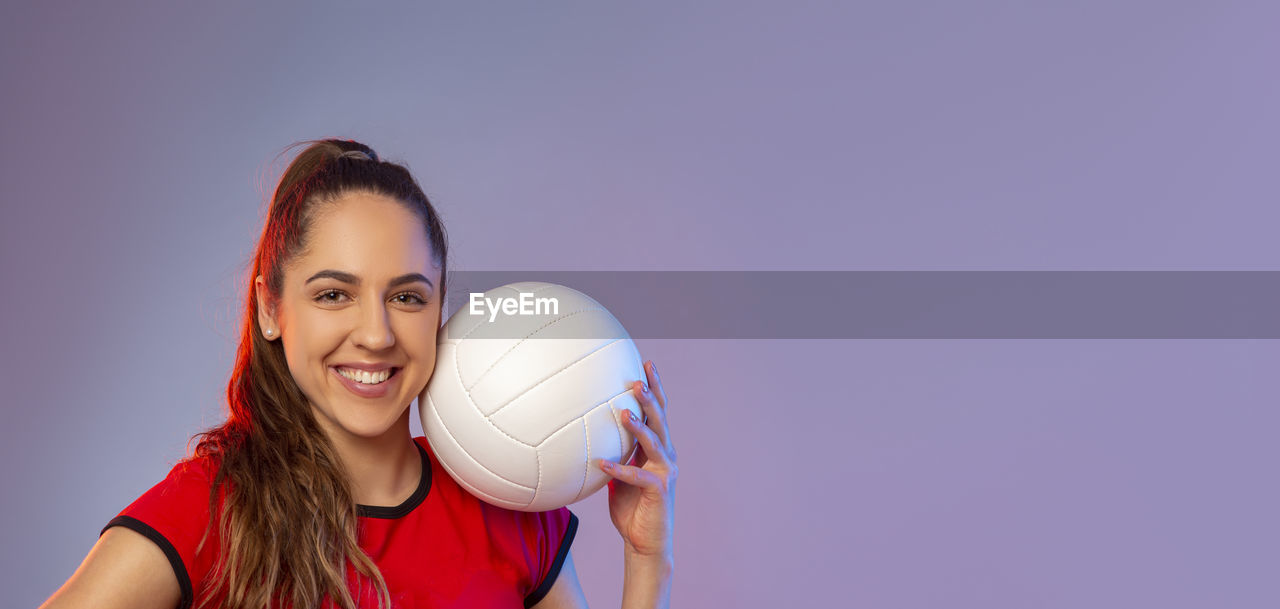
[188,139,448,609]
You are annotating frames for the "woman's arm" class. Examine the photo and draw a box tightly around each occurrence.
[530,547,674,609]
[529,548,590,609]
[40,527,181,609]
[598,361,678,609]
[621,549,673,609]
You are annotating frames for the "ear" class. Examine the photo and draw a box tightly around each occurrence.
[254,274,279,340]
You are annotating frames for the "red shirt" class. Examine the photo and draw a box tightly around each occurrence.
[101,436,578,609]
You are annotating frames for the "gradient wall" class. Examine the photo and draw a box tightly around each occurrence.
[2,2,1277,607]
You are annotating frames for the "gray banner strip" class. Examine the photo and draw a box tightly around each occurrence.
[441,271,1280,339]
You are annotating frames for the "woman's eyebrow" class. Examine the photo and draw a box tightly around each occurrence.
[305,269,433,289]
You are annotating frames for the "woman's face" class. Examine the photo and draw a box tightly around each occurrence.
[256,191,443,443]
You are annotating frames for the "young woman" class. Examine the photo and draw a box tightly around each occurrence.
[40,139,677,609]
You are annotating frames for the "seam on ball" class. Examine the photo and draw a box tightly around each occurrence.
[487,337,625,419]
[463,307,609,390]
[426,388,535,493]
[576,416,591,503]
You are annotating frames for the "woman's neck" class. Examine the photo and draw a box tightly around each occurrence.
[321,412,422,508]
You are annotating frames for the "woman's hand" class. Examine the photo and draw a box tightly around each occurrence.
[598,360,677,561]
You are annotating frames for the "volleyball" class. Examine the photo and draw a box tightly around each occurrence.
[419,281,645,512]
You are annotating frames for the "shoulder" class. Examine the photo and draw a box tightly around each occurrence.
[507,505,579,606]
[99,453,223,609]
[43,523,185,609]
[412,436,580,604]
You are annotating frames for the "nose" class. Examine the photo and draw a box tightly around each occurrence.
[353,298,395,351]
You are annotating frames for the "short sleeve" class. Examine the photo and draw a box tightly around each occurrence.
[100,458,217,609]
[521,506,579,609]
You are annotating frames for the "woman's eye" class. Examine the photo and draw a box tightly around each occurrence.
[394,292,427,305]
[315,290,347,303]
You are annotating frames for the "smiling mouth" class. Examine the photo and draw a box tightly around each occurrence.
[333,366,400,386]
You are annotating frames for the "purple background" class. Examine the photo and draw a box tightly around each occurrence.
[4,2,1278,607]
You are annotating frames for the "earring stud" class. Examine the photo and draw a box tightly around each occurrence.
[266,329,273,336]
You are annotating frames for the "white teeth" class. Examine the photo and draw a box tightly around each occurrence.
[338,367,392,385]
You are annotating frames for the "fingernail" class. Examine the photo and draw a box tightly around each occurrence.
[651,361,659,378]
[600,460,615,470]
[628,410,638,422]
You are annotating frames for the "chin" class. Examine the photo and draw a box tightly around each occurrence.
[333,423,399,442]
[339,410,411,440]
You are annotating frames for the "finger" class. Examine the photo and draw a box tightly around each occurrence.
[645,360,668,411]
[621,407,673,469]
[632,380,672,450]
[643,361,673,452]
[598,458,665,490]
[626,431,648,468]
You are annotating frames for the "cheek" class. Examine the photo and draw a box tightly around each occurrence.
[404,319,440,374]
[412,325,439,362]
[283,309,346,368]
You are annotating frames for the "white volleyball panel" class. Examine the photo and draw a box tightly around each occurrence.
[453,336,525,389]
[422,392,535,508]
[464,337,606,415]
[462,307,632,412]
[427,347,540,487]
[489,338,644,445]
[532,418,590,512]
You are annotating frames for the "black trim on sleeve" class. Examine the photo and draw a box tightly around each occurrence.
[523,511,579,609]
[102,515,194,609]
[357,440,433,519]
